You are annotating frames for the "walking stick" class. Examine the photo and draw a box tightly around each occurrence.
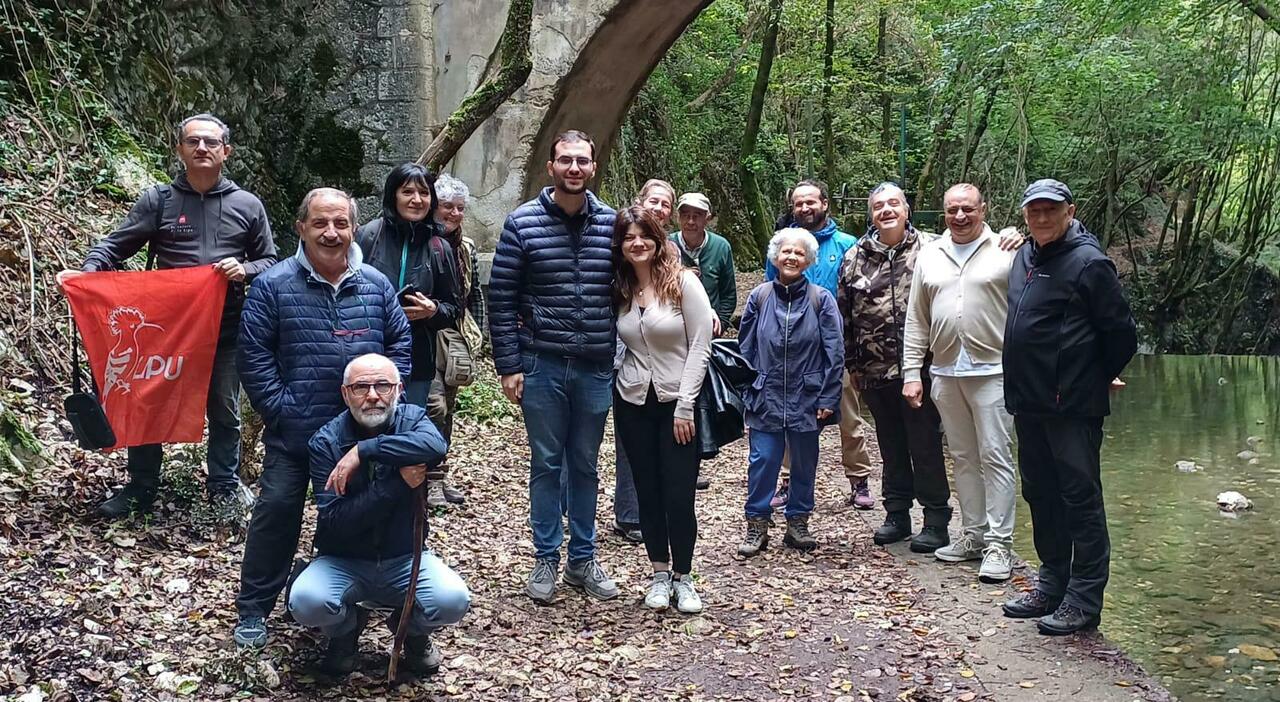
[387,481,427,683]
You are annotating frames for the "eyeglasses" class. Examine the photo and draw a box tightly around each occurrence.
[344,381,397,397]
[554,156,593,168]
[182,136,224,149]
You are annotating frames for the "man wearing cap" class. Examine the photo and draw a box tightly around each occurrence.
[999,179,1137,635]
[670,192,736,337]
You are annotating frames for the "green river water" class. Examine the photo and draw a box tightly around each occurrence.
[1009,355,1280,701]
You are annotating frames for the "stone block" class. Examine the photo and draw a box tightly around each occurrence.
[377,70,425,101]
[376,6,412,39]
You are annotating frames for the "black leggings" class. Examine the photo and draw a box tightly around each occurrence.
[614,387,699,574]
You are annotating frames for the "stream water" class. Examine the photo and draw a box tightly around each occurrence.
[1010,355,1280,701]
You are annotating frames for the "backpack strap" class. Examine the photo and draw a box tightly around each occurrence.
[146,184,172,271]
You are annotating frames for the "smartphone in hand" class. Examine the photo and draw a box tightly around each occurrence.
[397,283,421,306]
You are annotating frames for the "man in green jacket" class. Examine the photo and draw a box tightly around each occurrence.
[670,193,736,336]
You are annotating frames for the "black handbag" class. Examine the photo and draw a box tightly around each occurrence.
[694,339,758,460]
[63,328,116,450]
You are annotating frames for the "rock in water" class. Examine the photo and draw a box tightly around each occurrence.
[1237,450,1258,460]
[1175,460,1201,473]
[1216,491,1253,512]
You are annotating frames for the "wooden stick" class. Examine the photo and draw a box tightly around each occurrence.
[387,483,426,683]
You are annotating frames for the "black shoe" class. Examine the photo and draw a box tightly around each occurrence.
[321,608,369,676]
[872,512,912,546]
[783,515,818,551]
[612,520,643,543]
[96,484,156,519]
[1037,602,1100,635]
[1002,589,1062,619]
[695,477,710,490]
[910,525,950,553]
[403,635,443,676]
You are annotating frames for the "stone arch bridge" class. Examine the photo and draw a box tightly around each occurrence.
[331,0,714,249]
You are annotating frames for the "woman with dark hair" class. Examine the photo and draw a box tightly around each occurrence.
[356,163,460,406]
[612,206,715,613]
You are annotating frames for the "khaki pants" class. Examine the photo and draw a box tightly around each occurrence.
[931,374,1016,546]
[781,369,873,481]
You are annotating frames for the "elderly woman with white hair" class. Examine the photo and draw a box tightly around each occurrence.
[736,227,844,557]
[424,173,484,508]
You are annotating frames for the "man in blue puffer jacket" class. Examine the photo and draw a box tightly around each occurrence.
[488,130,619,604]
[232,187,412,648]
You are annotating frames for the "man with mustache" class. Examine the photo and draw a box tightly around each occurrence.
[489,130,620,604]
[765,180,875,511]
[288,353,468,676]
[233,187,412,648]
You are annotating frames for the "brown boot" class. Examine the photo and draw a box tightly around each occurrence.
[783,514,817,551]
[736,517,770,558]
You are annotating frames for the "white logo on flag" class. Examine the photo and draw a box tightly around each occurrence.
[102,307,183,404]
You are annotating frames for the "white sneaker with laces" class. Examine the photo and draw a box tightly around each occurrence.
[672,576,703,614]
[644,572,672,610]
[978,544,1013,583]
[934,531,984,562]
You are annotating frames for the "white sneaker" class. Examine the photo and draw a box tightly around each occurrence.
[934,532,984,562]
[978,544,1013,583]
[644,572,672,610]
[672,576,703,614]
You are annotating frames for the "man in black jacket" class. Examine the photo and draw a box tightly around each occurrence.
[288,353,468,676]
[1000,179,1137,635]
[487,130,620,604]
[57,113,278,518]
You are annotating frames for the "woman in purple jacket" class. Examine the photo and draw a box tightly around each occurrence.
[737,227,845,557]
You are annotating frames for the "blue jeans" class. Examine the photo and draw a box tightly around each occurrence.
[746,428,819,519]
[613,413,640,525]
[520,350,613,564]
[288,551,470,638]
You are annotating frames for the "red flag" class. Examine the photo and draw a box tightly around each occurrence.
[63,267,228,449]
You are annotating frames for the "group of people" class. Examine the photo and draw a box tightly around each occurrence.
[60,114,1138,676]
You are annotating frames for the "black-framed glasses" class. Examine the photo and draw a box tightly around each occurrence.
[182,136,224,149]
[344,381,398,397]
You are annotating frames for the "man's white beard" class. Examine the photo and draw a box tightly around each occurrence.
[353,398,398,430]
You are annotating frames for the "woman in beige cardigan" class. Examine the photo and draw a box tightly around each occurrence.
[612,206,714,614]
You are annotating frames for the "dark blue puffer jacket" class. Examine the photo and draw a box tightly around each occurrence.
[488,188,616,376]
[238,249,412,456]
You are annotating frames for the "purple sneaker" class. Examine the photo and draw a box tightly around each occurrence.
[850,478,874,510]
[770,484,789,509]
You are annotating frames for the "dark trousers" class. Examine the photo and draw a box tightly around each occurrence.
[614,388,699,574]
[862,378,951,525]
[1015,415,1109,614]
[236,447,310,617]
[126,338,241,495]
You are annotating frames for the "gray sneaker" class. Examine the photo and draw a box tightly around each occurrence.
[426,481,449,509]
[978,544,1013,583]
[644,571,672,610]
[672,577,703,614]
[934,531,984,562]
[563,559,620,600]
[525,558,558,604]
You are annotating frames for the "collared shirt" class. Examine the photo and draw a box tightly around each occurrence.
[677,230,706,260]
[295,241,363,292]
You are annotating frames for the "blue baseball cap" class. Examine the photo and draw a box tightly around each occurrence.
[1019,179,1074,208]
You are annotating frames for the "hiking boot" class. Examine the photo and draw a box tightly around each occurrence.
[233,614,268,649]
[769,484,789,509]
[426,481,449,509]
[403,634,443,675]
[910,525,950,553]
[849,477,875,510]
[783,514,817,552]
[872,511,912,546]
[934,531,984,562]
[737,517,771,558]
[1037,602,1101,635]
[321,608,368,676]
[96,483,156,519]
[1002,589,1061,619]
[695,477,711,490]
[612,520,643,543]
[525,558,558,604]
[644,571,672,610]
[564,559,620,600]
[978,544,1014,583]
[672,576,704,614]
[441,483,465,505]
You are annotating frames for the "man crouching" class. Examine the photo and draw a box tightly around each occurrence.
[288,353,470,676]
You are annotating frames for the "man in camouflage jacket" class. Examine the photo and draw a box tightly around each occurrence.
[837,182,952,552]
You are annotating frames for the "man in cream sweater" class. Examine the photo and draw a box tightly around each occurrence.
[902,183,1019,583]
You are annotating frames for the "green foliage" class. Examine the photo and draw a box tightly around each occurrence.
[455,376,518,424]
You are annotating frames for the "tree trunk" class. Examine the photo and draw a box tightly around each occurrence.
[740,0,786,255]
[822,0,836,185]
[877,7,892,150]
[687,5,766,111]
[417,0,534,172]
[1239,0,1280,35]
[960,63,1002,180]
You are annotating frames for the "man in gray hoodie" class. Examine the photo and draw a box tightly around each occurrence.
[58,113,278,519]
